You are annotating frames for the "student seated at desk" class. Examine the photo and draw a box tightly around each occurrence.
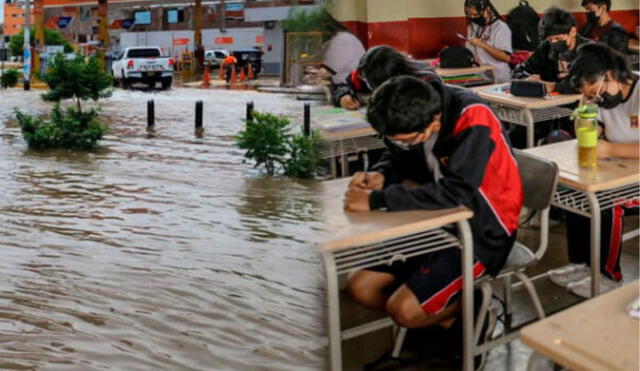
[510,7,592,148]
[344,76,523,368]
[579,0,629,53]
[332,45,439,110]
[549,43,639,298]
[512,7,591,94]
[464,0,512,83]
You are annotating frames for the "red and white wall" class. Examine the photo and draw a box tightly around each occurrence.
[333,0,639,59]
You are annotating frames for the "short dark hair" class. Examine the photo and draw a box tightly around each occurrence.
[366,76,442,136]
[464,0,501,20]
[538,7,577,38]
[581,0,611,11]
[569,43,637,89]
[357,45,418,90]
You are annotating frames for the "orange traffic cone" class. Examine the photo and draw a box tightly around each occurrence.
[247,64,255,79]
[239,67,246,82]
[202,66,211,88]
[218,64,224,79]
[230,66,237,84]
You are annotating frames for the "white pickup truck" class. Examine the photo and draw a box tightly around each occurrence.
[112,47,174,90]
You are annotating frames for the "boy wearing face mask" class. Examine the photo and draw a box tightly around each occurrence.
[548,43,639,298]
[344,76,522,368]
[464,0,513,83]
[579,0,628,53]
[512,7,591,94]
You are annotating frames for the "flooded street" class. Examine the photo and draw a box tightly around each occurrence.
[0,87,328,370]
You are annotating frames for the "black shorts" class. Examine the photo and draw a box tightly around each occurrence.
[370,248,486,315]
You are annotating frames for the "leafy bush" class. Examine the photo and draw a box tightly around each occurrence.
[42,54,113,112]
[1,68,20,88]
[235,112,322,178]
[284,130,322,178]
[15,105,106,150]
[9,28,73,57]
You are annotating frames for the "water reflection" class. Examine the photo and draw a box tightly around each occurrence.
[0,87,327,370]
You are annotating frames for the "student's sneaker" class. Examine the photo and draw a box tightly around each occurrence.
[567,276,622,299]
[548,263,590,288]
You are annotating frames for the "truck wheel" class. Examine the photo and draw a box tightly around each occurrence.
[112,75,120,87]
[161,77,172,90]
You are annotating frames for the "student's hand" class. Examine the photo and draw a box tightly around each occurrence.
[525,74,541,82]
[468,38,484,47]
[596,140,613,159]
[340,95,360,110]
[344,187,372,212]
[349,172,385,190]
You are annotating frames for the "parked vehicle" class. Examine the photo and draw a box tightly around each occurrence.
[111,47,174,90]
[231,49,263,77]
[204,49,229,67]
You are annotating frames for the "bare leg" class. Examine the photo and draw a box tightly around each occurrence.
[386,285,460,329]
[347,270,396,311]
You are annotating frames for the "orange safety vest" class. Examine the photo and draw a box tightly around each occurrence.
[223,55,237,65]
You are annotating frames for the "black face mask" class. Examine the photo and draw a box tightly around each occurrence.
[470,16,486,27]
[550,40,569,53]
[597,91,623,109]
[586,11,600,24]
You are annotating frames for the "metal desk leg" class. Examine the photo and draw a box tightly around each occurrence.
[524,109,535,148]
[458,220,475,371]
[341,153,349,178]
[586,192,601,297]
[323,252,342,370]
[329,157,337,179]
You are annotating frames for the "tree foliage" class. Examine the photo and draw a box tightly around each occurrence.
[9,28,73,56]
[1,69,20,88]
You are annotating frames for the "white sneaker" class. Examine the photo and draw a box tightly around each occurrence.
[567,276,622,299]
[548,263,590,288]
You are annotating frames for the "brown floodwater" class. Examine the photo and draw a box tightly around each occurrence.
[0,87,328,370]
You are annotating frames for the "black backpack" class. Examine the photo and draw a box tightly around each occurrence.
[507,0,540,51]
[439,47,476,68]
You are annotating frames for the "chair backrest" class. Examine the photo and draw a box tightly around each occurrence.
[513,149,559,211]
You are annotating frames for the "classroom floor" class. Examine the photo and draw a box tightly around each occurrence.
[339,214,639,371]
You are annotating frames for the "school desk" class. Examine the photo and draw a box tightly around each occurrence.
[521,281,639,371]
[525,140,640,297]
[473,84,582,148]
[312,105,384,178]
[316,177,479,371]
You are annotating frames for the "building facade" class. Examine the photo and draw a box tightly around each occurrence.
[3,0,35,37]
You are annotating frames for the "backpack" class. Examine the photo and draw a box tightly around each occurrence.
[507,0,540,51]
[439,47,476,68]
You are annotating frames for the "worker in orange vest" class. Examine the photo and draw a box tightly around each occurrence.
[222,54,238,83]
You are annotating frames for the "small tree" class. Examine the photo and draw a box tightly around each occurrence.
[42,54,113,113]
[9,28,73,57]
[1,69,20,88]
[236,112,291,175]
[235,112,323,178]
[14,55,112,150]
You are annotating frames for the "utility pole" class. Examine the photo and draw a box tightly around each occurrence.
[23,0,32,91]
[98,0,109,68]
[33,0,44,76]
[194,0,203,72]
[221,0,226,33]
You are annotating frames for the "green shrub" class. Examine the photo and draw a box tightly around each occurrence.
[284,130,322,178]
[235,112,323,178]
[16,105,106,150]
[1,68,20,88]
[9,28,73,57]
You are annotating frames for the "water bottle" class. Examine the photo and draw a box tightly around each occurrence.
[574,106,598,168]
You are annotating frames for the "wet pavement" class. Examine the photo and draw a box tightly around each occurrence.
[0,86,638,371]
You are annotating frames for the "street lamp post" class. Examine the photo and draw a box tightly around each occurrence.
[24,0,32,91]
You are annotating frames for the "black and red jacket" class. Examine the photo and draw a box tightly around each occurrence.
[331,62,440,107]
[369,81,523,275]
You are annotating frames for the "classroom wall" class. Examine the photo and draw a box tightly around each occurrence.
[333,0,640,59]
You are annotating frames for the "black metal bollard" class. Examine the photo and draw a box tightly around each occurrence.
[147,99,155,128]
[246,101,254,123]
[195,100,203,129]
[303,102,311,136]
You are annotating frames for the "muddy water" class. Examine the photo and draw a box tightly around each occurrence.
[0,88,328,370]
